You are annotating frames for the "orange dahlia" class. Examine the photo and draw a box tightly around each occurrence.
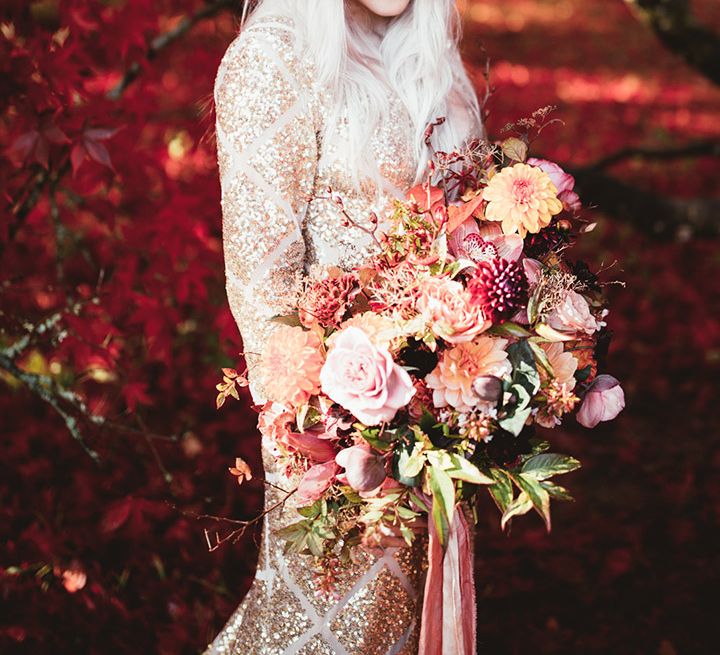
[482,163,563,237]
[259,325,324,406]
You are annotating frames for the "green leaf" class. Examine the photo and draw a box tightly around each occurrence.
[296,504,321,519]
[499,405,532,436]
[429,465,456,546]
[400,523,414,546]
[508,341,541,397]
[527,339,554,377]
[539,480,574,501]
[500,491,533,531]
[489,322,532,338]
[445,453,494,485]
[409,491,430,513]
[527,286,541,325]
[516,473,552,531]
[521,453,581,481]
[397,442,425,481]
[397,506,419,521]
[488,469,514,513]
[306,532,324,557]
[575,365,593,383]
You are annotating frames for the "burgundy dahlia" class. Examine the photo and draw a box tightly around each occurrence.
[467,257,528,323]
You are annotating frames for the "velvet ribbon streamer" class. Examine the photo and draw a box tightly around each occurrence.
[418,507,476,655]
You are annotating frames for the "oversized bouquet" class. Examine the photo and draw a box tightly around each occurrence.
[217,109,625,652]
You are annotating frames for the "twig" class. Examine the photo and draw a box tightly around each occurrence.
[107,0,237,100]
[0,353,100,463]
[582,139,720,171]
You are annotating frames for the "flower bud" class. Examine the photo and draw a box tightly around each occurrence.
[472,375,503,402]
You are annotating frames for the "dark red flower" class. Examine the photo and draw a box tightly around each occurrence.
[298,273,359,328]
[467,257,528,323]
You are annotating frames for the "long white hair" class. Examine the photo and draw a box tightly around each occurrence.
[243,0,483,185]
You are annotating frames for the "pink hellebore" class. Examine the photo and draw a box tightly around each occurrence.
[576,375,625,428]
[320,327,415,426]
[335,444,387,493]
[284,429,338,463]
[527,157,581,214]
[296,460,339,505]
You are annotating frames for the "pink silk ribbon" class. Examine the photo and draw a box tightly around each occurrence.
[418,506,476,655]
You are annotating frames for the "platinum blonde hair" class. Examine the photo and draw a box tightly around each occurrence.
[243,0,483,186]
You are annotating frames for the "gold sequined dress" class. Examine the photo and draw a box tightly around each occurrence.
[208,15,427,655]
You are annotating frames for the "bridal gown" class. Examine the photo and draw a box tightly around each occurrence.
[207,14,431,655]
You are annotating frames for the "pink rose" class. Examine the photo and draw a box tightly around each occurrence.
[296,460,339,505]
[547,290,600,337]
[416,276,491,344]
[335,444,387,492]
[528,157,581,213]
[320,327,415,426]
[577,375,625,428]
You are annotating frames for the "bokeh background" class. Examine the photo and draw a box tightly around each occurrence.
[1,1,718,653]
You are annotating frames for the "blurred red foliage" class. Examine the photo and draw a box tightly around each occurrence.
[0,0,718,654]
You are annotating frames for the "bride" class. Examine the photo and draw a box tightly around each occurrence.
[209,0,482,653]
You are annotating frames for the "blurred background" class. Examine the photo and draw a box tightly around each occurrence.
[1,0,718,653]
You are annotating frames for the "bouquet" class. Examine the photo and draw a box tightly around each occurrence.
[217,109,625,652]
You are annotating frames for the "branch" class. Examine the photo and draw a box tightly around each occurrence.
[568,165,720,239]
[0,352,101,463]
[623,0,720,86]
[584,138,720,171]
[107,0,237,100]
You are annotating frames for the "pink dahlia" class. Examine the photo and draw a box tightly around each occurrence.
[541,342,578,391]
[482,163,563,237]
[259,325,324,406]
[467,257,528,323]
[298,273,359,329]
[425,336,512,412]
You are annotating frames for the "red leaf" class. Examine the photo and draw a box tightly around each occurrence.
[83,138,115,172]
[101,498,133,533]
[70,143,86,176]
[447,194,485,234]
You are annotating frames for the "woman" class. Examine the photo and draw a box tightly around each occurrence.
[208,0,482,653]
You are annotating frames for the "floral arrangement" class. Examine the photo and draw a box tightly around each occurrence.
[217,109,625,606]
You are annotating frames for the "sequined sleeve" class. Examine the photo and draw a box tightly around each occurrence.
[214,21,317,403]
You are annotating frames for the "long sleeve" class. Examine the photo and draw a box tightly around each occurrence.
[214,20,318,404]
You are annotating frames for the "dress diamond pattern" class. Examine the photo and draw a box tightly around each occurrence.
[207,15,427,655]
